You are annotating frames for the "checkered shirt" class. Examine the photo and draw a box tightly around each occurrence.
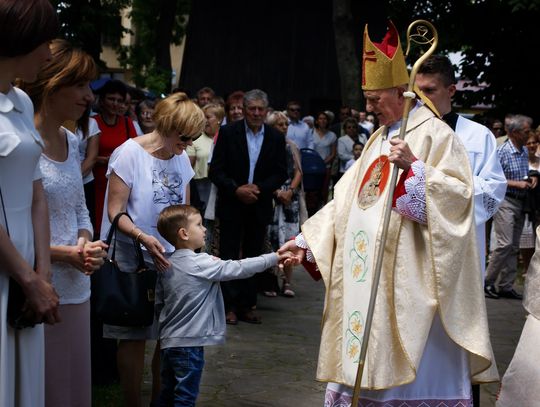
[497,139,529,198]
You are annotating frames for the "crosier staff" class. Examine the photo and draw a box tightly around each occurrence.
[351,19,439,406]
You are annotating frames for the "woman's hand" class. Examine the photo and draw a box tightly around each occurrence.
[66,237,108,275]
[277,189,293,206]
[139,233,171,272]
[80,239,108,275]
[22,273,61,325]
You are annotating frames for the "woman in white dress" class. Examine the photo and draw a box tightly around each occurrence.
[0,1,61,405]
[101,93,205,406]
[19,39,108,407]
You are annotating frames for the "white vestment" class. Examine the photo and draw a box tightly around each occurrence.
[454,115,507,278]
[301,105,498,406]
[324,117,473,406]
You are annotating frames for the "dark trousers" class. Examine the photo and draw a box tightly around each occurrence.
[219,214,267,311]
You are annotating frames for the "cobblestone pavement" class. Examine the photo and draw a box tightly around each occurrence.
[143,268,526,407]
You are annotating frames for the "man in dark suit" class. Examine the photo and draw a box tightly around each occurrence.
[209,89,288,324]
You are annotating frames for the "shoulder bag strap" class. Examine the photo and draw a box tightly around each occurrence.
[106,211,148,272]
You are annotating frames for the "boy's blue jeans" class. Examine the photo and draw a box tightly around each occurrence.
[158,346,205,407]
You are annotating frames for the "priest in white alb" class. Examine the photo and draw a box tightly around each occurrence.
[280,20,499,406]
[416,55,507,281]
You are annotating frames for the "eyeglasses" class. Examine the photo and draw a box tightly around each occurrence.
[179,135,193,142]
[288,107,300,112]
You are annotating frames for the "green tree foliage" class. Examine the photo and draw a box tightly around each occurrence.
[386,0,540,119]
[52,0,130,67]
[118,0,191,95]
[52,0,190,95]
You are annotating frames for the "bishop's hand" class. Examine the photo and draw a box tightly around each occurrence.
[388,138,416,171]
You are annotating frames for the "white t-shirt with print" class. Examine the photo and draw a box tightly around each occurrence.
[100,138,194,253]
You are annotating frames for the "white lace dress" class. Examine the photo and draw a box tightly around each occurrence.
[39,129,93,304]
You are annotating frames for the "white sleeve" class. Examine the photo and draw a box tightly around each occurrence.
[87,117,101,138]
[193,252,278,281]
[394,160,427,225]
[472,130,507,224]
[179,152,195,204]
[67,133,93,235]
[107,141,137,188]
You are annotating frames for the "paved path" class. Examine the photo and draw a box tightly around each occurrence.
[143,268,526,406]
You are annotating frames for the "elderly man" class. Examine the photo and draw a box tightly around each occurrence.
[196,86,215,108]
[484,114,536,299]
[209,89,287,325]
[281,21,498,406]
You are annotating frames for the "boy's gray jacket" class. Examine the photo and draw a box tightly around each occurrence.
[156,249,278,349]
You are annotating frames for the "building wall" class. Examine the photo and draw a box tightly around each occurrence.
[99,6,186,89]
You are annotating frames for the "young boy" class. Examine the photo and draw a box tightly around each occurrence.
[345,141,364,171]
[155,204,292,406]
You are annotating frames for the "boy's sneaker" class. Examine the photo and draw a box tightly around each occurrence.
[484,285,499,299]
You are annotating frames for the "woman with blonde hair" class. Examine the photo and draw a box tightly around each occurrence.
[19,38,108,407]
[101,92,205,406]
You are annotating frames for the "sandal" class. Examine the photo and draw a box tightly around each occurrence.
[263,291,277,297]
[282,283,295,298]
[226,311,238,325]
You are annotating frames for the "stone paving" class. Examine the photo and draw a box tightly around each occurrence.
[142,268,527,407]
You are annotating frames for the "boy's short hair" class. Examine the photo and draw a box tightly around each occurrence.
[157,204,200,246]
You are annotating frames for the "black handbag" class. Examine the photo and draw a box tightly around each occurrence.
[91,212,157,327]
[0,184,36,329]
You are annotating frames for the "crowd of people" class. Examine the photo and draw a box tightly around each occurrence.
[1,1,539,407]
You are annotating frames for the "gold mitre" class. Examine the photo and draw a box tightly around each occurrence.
[362,21,409,90]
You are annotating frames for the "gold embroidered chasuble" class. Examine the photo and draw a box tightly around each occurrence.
[302,105,499,389]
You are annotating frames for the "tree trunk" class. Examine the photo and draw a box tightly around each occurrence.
[155,0,178,92]
[333,0,362,109]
